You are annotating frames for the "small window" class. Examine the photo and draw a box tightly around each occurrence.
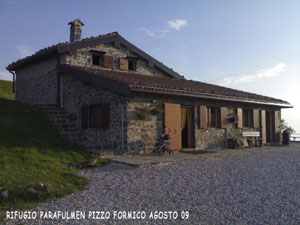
[81,104,110,129]
[89,105,102,128]
[243,109,253,128]
[92,55,100,66]
[90,51,105,66]
[128,60,136,71]
[207,107,221,128]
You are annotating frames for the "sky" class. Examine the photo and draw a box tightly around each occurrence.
[0,0,299,132]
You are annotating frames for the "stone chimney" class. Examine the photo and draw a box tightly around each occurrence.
[68,19,84,42]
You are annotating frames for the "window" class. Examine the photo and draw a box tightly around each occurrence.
[92,55,100,66]
[243,109,253,128]
[128,60,136,71]
[89,105,102,128]
[207,107,221,128]
[81,104,109,129]
[90,50,105,66]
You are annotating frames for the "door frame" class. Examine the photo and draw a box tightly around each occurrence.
[180,105,195,149]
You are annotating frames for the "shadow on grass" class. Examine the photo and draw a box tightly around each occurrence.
[0,99,85,155]
[0,99,107,213]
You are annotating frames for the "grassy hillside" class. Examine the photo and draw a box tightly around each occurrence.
[0,80,14,100]
[0,98,108,218]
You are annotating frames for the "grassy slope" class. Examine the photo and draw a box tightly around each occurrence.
[0,82,108,216]
[0,80,14,100]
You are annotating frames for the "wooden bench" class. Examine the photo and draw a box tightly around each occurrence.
[242,131,263,147]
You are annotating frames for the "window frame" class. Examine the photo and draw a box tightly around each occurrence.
[89,104,102,129]
[128,59,137,71]
[92,54,101,66]
[90,50,105,67]
[207,106,221,128]
[242,109,254,128]
[81,104,109,130]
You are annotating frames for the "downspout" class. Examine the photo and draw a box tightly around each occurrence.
[54,54,63,108]
[120,104,124,153]
[60,76,63,108]
[225,128,228,148]
[9,70,16,98]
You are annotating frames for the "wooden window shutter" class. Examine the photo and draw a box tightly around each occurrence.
[261,110,266,144]
[237,108,243,128]
[199,106,207,129]
[101,104,110,129]
[164,103,181,150]
[119,58,128,70]
[81,105,89,129]
[220,107,227,128]
[103,55,114,68]
[253,109,259,129]
[274,110,281,143]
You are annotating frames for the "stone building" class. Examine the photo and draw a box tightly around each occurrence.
[7,19,292,154]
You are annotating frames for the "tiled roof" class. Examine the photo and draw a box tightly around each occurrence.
[58,64,291,107]
[6,32,183,78]
[6,32,119,71]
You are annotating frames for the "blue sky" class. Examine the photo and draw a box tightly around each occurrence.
[0,0,299,132]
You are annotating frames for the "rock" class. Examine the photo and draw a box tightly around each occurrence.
[1,190,9,199]
[88,159,98,166]
[61,162,72,168]
[14,188,21,193]
[26,187,37,193]
[38,183,48,193]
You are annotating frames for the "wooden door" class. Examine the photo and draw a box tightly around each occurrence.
[164,103,181,150]
[261,110,266,144]
[266,111,271,143]
[186,107,194,148]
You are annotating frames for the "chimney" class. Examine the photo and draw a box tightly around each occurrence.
[68,19,84,42]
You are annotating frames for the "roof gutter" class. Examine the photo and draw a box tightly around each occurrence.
[131,88,293,108]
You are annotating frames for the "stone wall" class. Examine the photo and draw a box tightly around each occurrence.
[15,56,58,104]
[61,74,129,153]
[126,100,163,153]
[126,93,282,153]
[64,43,171,78]
[196,129,226,149]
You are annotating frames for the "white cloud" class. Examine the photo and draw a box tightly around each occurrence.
[142,19,188,39]
[0,70,13,81]
[167,19,188,30]
[216,63,286,86]
[140,28,170,39]
[16,45,34,58]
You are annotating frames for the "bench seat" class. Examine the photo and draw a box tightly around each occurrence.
[242,131,263,147]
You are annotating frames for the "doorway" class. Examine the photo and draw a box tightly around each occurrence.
[181,106,194,149]
[266,111,275,143]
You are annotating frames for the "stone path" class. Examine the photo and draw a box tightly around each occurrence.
[105,145,287,167]
[5,144,300,225]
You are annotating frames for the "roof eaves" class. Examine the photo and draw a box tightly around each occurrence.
[58,65,131,96]
[130,86,293,108]
[7,47,59,71]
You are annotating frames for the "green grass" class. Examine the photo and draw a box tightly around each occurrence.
[0,98,108,220]
[0,80,14,100]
